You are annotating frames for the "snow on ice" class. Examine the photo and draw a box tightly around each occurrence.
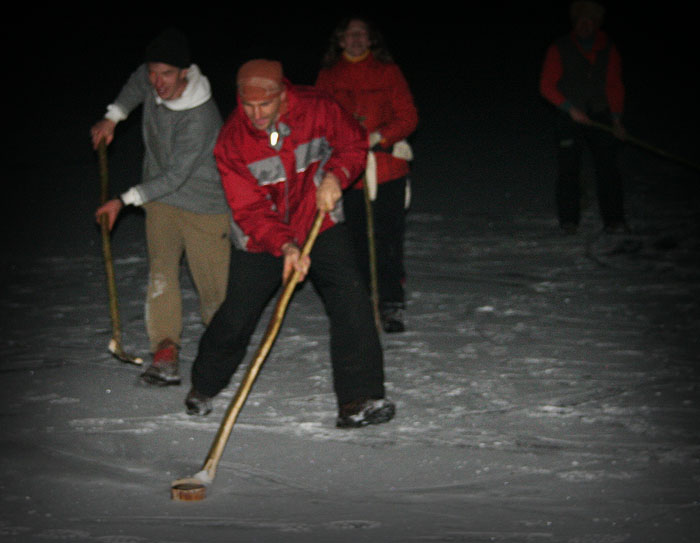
[3,8,700,543]
[3,140,698,541]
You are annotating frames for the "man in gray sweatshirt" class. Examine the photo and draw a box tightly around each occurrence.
[91,28,230,386]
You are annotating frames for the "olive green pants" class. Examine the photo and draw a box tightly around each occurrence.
[144,202,231,352]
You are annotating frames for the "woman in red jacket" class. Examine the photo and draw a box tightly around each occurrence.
[316,17,418,332]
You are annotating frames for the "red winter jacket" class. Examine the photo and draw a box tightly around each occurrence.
[315,52,418,187]
[214,81,368,256]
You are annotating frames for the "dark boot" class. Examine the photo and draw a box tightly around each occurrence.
[380,303,405,333]
[185,388,213,416]
[336,397,396,428]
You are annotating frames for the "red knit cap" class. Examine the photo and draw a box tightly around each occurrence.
[237,59,283,101]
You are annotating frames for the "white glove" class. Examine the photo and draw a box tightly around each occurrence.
[365,150,378,201]
[393,140,413,161]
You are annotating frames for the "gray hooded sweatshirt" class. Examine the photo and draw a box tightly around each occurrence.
[104,63,229,215]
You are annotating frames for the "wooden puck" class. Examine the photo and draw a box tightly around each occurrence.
[171,478,207,501]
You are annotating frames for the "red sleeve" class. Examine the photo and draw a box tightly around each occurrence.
[539,43,567,107]
[214,123,294,256]
[320,96,369,190]
[375,65,418,146]
[315,68,333,92]
[606,45,625,115]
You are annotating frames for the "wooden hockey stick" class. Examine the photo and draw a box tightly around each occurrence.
[363,179,382,334]
[171,210,325,501]
[97,140,143,365]
[590,120,700,172]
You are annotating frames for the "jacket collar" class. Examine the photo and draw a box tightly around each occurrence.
[155,64,212,110]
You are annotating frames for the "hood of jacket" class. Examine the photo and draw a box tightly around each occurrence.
[156,64,211,110]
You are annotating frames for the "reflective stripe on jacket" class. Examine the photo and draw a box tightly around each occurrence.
[214,82,368,255]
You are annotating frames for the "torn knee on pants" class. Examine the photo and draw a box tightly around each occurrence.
[149,274,168,298]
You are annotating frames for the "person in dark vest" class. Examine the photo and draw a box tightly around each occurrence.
[539,1,628,234]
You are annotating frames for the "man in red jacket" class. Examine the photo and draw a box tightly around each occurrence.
[539,1,628,234]
[316,17,418,333]
[185,59,395,429]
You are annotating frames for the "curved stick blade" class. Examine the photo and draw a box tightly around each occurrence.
[108,339,144,365]
[172,211,326,498]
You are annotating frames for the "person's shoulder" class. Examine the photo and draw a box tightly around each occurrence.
[291,84,325,99]
[216,108,249,143]
[381,60,409,82]
[291,84,339,109]
[597,30,615,48]
[318,61,344,75]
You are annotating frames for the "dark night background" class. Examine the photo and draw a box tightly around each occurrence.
[3,2,698,309]
[9,2,698,228]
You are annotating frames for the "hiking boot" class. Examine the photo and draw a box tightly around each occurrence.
[140,339,181,386]
[380,304,405,333]
[185,388,212,416]
[336,397,396,428]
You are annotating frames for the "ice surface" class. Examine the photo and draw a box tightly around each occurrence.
[3,7,699,543]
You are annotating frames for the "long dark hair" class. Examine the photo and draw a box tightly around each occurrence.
[320,16,394,68]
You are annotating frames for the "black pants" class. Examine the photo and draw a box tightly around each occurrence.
[555,112,625,227]
[191,223,385,407]
[343,176,407,308]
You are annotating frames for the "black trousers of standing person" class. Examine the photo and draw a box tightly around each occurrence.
[190,223,386,407]
[555,111,625,229]
[343,176,407,310]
